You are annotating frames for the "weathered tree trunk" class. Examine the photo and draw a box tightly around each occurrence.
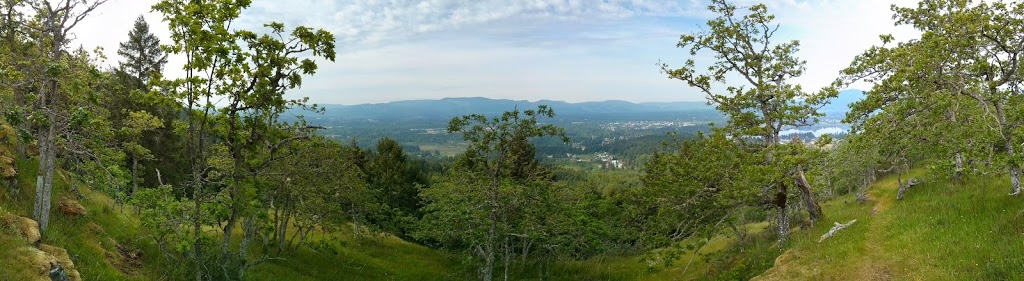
[1009,165,1022,196]
[222,206,238,257]
[276,200,292,254]
[33,83,58,233]
[896,167,908,200]
[774,184,790,243]
[794,167,822,224]
[994,103,1021,196]
[1005,137,1021,196]
[32,128,52,232]
[238,215,257,279]
[954,151,964,178]
[775,203,790,243]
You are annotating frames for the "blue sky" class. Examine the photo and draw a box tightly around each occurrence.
[73,0,918,105]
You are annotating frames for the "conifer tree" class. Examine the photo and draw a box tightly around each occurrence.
[117,15,167,88]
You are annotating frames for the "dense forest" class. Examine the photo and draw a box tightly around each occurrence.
[2,0,1024,280]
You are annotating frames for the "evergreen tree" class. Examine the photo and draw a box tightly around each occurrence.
[117,15,167,88]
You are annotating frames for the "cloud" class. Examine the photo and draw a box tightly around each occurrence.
[240,0,703,49]
[66,0,922,105]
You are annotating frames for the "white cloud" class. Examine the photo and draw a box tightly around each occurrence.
[65,0,923,105]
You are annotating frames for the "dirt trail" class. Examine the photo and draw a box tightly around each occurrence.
[754,177,904,281]
[853,180,898,280]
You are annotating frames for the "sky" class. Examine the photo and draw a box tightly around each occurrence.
[71,0,920,105]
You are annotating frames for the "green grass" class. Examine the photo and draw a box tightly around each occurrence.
[541,222,779,281]
[248,231,471,280]
[756,170,1024,280]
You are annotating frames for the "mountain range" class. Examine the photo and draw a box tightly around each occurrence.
[297,89,865,122]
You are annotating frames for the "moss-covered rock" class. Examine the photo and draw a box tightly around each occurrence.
[40,244,82,281]
[58,197,87,217]
[2,214,40,245]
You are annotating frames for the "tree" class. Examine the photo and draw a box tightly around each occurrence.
[640,130,760,268]
[117,15,167,88]
[842,0,1024,195]
[0,0,37,160]
[267,137,370,254]
[119,110,163,195]
[420,105,568,281]
[661,0,837,242]
[110,15,184,196]
[23,0,108,233]
[364,137,426,237]
[153,0,335,278]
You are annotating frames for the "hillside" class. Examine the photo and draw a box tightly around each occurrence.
[756,172,1024,280]
[7,150,1022,280]
[0,157,472,281]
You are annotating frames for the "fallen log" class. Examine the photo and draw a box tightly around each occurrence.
[818,220,857,242]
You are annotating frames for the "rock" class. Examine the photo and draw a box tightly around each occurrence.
[58,197,86,217]
[49,263,69,281]
[40,244,81,281]
[1,150,15,179]
[25,246,59,280]
[3,215,42,245]
[19,245,80,281]
[86,222,104,235]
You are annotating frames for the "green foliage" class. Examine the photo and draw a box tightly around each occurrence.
[363,137,427,238]
[421,105,570,280]
[841,0,1024,194]
[639,131,764,265]
[662,0,838,144]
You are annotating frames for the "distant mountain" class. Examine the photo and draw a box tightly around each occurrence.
[301,97,719,122]
[293,91,864,124]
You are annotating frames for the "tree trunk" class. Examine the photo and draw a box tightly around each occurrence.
[896,167,908,200]
[954,151,964,179]
[222,207,238,258]
[32,130,51,232]
[994,103,1021,196]
[238,215,256,279]
[1005,138,1021,196]
[775,203,789,243]
[33,101,58,233]
[1010,165,1022,196]
[794,167,822,224]
[774,183,789,243]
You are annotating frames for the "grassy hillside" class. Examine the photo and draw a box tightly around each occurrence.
[5,154,1022,281]
[0,157,471,281]
[1,158,150,280]
[755,170,1024,280]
